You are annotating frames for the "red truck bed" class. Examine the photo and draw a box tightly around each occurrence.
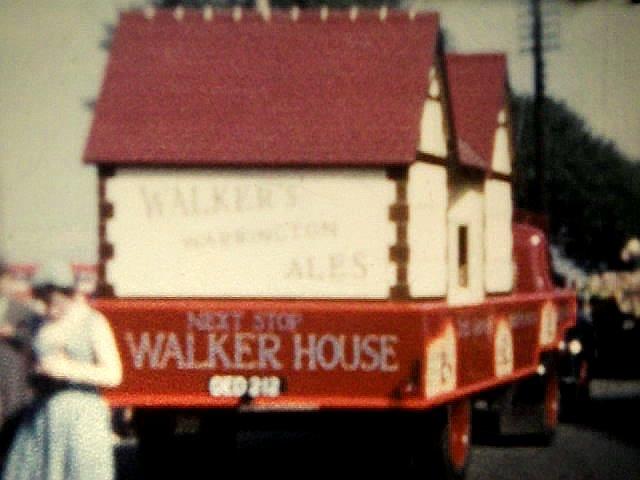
[96,290,575,410]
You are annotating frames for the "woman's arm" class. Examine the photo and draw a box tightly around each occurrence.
[37,313,123,388]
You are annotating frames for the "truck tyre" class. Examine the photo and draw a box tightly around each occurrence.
[543,365,560,438]
[409,400,471,480]
[560,357,590,421]
[473,360,559,446]
[442,399,472,479]
[514,360,559,445]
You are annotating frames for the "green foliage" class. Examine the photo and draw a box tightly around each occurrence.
[512,95,640,271]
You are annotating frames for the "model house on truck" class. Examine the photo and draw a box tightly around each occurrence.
[83,8,575,479]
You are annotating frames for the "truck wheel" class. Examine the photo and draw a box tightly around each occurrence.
[409,400,471,480]
[517,361,559,445]
[514,361,559,445]
[443,399,472,479]
[541,364,560,443]
[474,362,558,445]
[560,358,590,421]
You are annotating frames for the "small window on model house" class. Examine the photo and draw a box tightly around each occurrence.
[458,225,469,288]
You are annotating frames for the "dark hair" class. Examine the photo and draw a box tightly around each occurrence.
[32,283,74,303]
[0,259,9,277]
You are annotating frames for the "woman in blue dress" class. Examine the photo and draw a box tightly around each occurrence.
[2,265,122,480]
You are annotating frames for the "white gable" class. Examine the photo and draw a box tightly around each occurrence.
[418,68,448,158]
[491,108,511,175]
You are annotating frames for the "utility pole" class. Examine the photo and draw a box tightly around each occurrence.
[531,0,545,214]
[519,0,559,214]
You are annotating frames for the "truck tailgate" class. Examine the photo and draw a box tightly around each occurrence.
[95,292,575,410]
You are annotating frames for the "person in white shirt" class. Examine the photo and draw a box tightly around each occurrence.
[2,261,122,480]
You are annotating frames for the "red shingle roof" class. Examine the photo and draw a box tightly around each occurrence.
[84,9,439,167]
[445,54,508,172]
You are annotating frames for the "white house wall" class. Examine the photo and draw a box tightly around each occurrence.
[105,168,397,298]
[408,162,448,297]
[447,183,485,305]
[484,179,513,293]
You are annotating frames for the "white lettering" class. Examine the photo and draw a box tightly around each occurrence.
[234,333,257,370]
[187,311,244,332]
[185,332,195,368]
[380,335,399,372]
[208,333,232,369]
[126,332,164,370]
[292,333,398,372]
[316,334,341,370]
[258,334,282,370]
[294,334,318,371]
[338,334,361,372]
[159,332,186,369]
[360,334,381,372]
[125,330,398,373]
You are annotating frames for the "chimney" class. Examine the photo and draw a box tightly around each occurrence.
[256,0,271,20]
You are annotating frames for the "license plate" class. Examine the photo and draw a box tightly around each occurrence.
[208,375,281,398]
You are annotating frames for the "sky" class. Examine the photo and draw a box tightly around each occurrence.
[417,0,640,160]
[0,0,638,266]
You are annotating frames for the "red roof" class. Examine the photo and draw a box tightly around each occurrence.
[84,9,439,167]
[445,54,508,172]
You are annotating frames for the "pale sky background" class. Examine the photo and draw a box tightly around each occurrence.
[0,0,638,266]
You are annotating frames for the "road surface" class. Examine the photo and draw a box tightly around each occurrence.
[116,380,640,480]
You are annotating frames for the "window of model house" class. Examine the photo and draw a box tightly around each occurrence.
[458,225,469,288]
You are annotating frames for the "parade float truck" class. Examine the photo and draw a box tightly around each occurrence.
[83,8,576,479]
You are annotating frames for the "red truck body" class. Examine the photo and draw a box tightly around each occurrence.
[98,291,575,409]
[81,10,577,477]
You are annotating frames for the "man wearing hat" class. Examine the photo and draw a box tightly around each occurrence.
[0,258,42,465]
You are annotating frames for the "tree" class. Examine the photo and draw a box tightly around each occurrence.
[512,95,640,271]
